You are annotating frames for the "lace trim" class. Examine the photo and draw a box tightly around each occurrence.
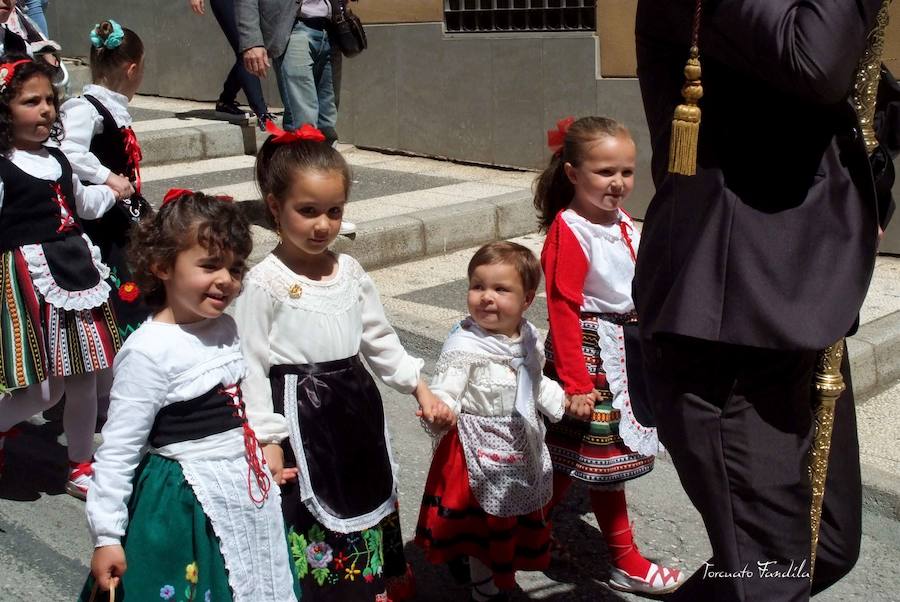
[434,349,508,374]
[594,320,661,457]
[245,254,359,315]
[20,234,111,311]
[181,457,298,602]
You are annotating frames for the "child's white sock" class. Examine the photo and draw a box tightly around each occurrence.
[469,557,499,601]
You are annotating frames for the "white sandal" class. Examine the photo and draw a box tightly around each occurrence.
[605,525,685,594]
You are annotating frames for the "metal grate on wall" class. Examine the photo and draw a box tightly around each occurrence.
[444,0,597,33]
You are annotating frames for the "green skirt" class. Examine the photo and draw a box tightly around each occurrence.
[79,454,233,602]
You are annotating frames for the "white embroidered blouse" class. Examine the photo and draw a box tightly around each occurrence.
[561,208,639,315]
[232,252,424,444]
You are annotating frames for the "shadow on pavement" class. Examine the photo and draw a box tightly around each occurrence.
[0,422,69,501]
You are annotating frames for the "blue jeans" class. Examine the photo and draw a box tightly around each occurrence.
[22,0,49,37]
[273,20,337,139]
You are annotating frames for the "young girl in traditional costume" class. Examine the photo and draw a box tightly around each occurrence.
[0,57,121,499]
[535,116,683,594]
[233,123,454,601]
[82,190,298,601]
[415,241,592,602]
[60,20,150,342]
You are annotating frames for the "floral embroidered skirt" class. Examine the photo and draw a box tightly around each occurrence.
[414,428,552,590]
[0,247,120,391]
[544,313,654,488]
[281,476,408,602]
[79,454,233,602]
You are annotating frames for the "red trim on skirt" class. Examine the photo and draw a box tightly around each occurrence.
[414,428,552,590]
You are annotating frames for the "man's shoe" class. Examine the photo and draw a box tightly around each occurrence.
[215,100,249,118]
[65,461,93,501]
[256,111,277,132]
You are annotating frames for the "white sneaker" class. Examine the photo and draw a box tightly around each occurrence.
[65,461,93,501]
[339,220,357,237]
[608,563,685,595]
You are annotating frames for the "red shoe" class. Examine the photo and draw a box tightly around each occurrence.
[66,461,93,500]
[385,563,416,601]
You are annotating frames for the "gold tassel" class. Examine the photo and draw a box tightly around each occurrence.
[668,46,703,176]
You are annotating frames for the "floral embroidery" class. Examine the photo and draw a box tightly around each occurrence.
[307,541,333,568]
[160,585,175,600]
[118,281,140,302]
[185,562,199,584]
[287,519,386,590]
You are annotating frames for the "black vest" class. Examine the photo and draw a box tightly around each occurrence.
[83,94,132,180]
[148,385,244,449]
[0,147,81,251]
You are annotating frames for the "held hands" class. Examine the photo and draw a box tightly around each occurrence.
[565,391,598,421]
[414,380,456,429]
[90,544,126,593]
[243,47,271,78]
[189,0,205,15]
[262,443,299,485]
[105,173,135,200]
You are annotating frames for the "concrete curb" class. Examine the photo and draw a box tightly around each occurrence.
[848,311,900,402]
[861,464,900,523]
[139,122,256,167]
[333,190,535,269]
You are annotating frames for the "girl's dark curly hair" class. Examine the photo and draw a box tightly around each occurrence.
[0,55,64,154]
[533,116,632,231]
[129,192,253,310]
[90,21,144,86]
[255,135,351,227]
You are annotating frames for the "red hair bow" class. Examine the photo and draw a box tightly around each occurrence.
[0,59,33,92]
[547,116,576,157]
[161,188,234,207]
[265,120,326,144]
[162,188,194,206]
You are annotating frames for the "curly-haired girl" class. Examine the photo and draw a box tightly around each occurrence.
[80,190,298,601]
[0,56,124,499]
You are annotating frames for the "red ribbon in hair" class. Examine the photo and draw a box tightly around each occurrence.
[121,126,143,194]
[547,116,576,157]
[0,59,33,92]
[265,120,326,144]
[161,188,234,207]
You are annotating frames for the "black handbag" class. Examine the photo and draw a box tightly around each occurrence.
[330,0,367,58]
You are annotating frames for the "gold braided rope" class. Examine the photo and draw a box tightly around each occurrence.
[810,0,892,578]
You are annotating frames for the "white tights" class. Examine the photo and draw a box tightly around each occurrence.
[0,369,106,463]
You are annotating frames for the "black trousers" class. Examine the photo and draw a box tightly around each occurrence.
[209,0,268,115]
[643,335,861,602]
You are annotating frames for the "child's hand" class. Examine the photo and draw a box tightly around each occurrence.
[262,443,299,485]
[413,380,457,429]
[565,392,596,421]
[91,544,126,592]
[105,173,135,200]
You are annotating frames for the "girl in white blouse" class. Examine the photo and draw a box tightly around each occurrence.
[233,124,454,602]
[83,190,297,602]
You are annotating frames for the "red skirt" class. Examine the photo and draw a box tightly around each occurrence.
[414,428,552,590]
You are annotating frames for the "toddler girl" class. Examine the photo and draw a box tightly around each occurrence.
[535,116,682,594]
[415,241,591,602]
[0,57,121,498]
[81,190,297,601]
[233,123,454,601]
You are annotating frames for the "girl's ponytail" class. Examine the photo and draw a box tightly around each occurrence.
[534,152,573,231]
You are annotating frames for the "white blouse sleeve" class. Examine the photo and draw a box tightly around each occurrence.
[60,99,111,184]
[73,174,116,219]
[232,281,289,444]
[537,375,566,423]
[358,269,423,394]
[428,362,470,416]
[87,348,168,547]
